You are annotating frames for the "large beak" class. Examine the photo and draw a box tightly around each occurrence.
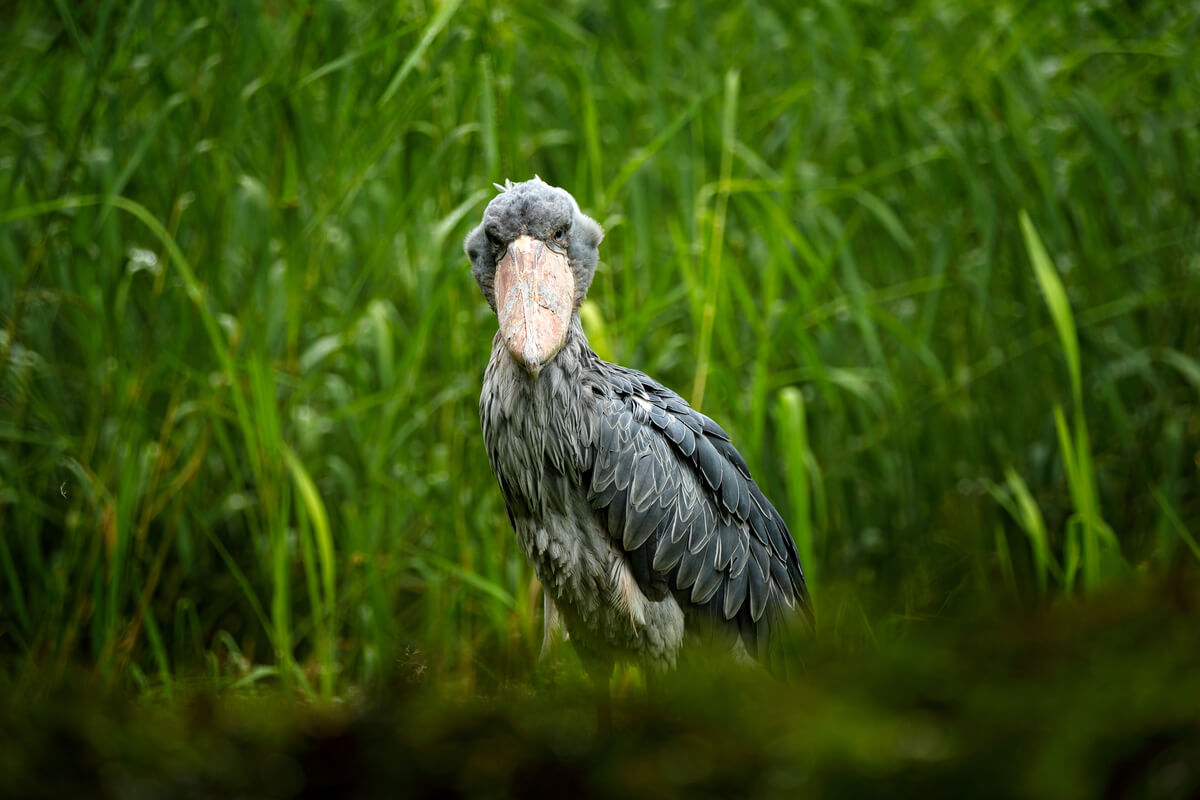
[494,234,574,378]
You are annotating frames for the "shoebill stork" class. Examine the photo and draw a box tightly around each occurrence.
[465,177,811,686]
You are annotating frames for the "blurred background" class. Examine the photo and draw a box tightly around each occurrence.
[1,0,1199,795]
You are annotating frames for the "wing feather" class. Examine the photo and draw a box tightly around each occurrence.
[690,541,724,604]
[583,360,811,655]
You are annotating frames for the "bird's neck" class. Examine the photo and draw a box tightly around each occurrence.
[482,310,595,499]
[562,312,607,374]
[563,311,590,353]
[542,312,591,381]
[489,312,592,387]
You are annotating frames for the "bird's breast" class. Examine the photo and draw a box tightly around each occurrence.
[479,336,684,666]
[480,334,592,515]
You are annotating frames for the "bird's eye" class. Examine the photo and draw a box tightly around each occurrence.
[553,229,566,243]
[486,228,504,248]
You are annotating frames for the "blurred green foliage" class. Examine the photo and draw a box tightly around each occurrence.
[3,580,1200,798]
[1,1,1199,789]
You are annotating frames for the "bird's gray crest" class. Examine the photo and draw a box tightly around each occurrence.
[465,177,604,311]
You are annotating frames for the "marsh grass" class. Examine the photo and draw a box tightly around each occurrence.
[1,0,1198,716]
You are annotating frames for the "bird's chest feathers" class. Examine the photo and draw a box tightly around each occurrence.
[479,339,594,519]
[478,337,683,664]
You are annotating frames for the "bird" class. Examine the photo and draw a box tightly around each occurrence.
[465,177,811,689]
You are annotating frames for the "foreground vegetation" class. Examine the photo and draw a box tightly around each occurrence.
[1,0,1198,794]
[4,579,1199,798]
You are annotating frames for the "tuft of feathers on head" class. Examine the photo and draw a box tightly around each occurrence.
[491,175,551,195]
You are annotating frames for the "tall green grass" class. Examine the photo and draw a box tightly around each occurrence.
[1,0,1198,696]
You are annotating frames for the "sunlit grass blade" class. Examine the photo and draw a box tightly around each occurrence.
[1053,406,1121,589]
[989,467,1061,594]
[1020,210,1081,409]
[776,387,816,593]
[284,445,337,697]
[1021,211,1122,590]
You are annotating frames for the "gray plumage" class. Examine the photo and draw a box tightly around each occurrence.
[465,177,811,675]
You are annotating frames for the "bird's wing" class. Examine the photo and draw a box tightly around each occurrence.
[584,361,811,653]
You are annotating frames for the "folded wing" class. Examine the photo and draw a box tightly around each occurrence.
[584,362,811,655]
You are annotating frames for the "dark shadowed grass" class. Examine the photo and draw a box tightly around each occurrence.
[1,1,1199,789]
[4,577,1200,799]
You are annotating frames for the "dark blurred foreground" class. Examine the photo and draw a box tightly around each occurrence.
[4,574,1198,800]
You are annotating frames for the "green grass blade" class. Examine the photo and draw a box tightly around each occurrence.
[284,446,336,630]
[1020,210,1082,409]
[776,387,816,592]
[377,0,466,108]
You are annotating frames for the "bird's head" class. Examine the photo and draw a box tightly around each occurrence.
[465,177,604,378]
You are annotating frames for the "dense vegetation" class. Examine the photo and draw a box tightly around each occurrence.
[2,0,1198,795]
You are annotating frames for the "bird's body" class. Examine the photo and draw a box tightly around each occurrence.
[481,318,687,670]
[467,178,810,678]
